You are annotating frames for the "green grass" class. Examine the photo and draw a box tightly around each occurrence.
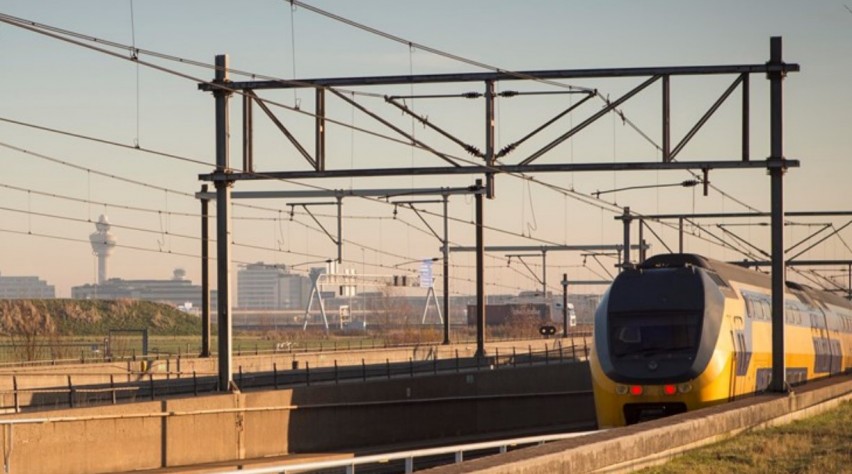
[639,401,852,474]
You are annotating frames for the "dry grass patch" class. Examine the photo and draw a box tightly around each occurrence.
[640,400,852,474]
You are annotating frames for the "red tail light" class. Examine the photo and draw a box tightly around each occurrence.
[629,385,643,396]
[663,384,677,395]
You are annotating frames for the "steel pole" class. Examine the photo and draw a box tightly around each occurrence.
[442,193,450,344]
[200,185,210,358]
[475,179,486,358]
[662,75,670,162]
[336,196,343,264]
[768,37,787,393]
[485,80,495,198]
[622,207,632,269]
[542,250,547,301]
[214,54,233,391]
[562,273,568,338]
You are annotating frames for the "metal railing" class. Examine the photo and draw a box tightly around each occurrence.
[220,430,602,474]
[0,341,590,411]
[0,331,592,369]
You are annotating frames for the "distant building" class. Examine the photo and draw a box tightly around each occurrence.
[237,263,311,310]
[71,268,212,310]
[0,272,55,298]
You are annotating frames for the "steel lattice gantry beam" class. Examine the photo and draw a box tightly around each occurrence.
[200,38,799,391]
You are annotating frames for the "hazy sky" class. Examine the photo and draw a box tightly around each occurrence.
[1,1,851,297]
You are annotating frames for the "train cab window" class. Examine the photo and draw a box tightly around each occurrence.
[609,312,701,358]
[617,326,641,344]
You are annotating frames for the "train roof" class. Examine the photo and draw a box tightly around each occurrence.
[640,253,852,309]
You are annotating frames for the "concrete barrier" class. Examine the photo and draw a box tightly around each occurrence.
[0,361,594,473]
[0,337,587,410]
[419,374,852,474]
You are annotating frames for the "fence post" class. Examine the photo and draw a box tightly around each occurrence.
[193,370,198,396]
[513,347,517,367]
[545,347,549,365]
[386,359,391,379]
[149,373,155,401]
[583,336,589,359]
[495,348,499,368]
[560,345,564,363]
[334,360,339,384]
[306,361,311,386]
[67,375,74,408]
[362,358,367,381]
[110,374,117,405]
[409,358,414,378]
[273,363,279,389]
[13,376,19,412]
[433,355,438,375]
[528,345,533,366]
[455,350,460,373]
[239,365,243,387]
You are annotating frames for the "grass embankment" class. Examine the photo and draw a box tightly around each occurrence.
[640,401,852,474]
[0,299,201,362]
[0,299,200,336]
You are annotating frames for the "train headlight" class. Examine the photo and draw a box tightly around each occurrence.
[615,385,629,395]
[677,383,693,394]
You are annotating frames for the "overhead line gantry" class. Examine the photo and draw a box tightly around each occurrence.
[199,38,799,393]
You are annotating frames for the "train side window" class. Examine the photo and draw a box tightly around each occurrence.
[745,298,754,319]
[757,300,766,320]
[761,300,771,321]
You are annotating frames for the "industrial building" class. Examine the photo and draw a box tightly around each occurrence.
[0,273,55,299]
[237,263,312,310]
[71,268,211,310]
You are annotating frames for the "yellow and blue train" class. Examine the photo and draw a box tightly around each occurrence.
[590,253,852,427]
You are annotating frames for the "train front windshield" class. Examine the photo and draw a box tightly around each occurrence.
[609,312,701,358]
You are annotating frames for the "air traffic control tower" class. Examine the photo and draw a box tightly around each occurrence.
[89,215,116,284]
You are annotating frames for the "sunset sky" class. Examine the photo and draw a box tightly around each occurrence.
[1,1,850,297]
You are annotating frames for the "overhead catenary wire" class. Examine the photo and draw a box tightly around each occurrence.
[0,123,593,250]
[0,10,764,220]
[0,16,637,246]
[0,13,631,214]
[0,11,820,278]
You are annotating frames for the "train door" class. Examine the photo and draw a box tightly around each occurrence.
[824,306,842,374]
[730,314,748,399]
[810,307,831,375]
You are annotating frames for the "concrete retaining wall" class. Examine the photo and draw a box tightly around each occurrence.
[420,374,852,474]
[0,361,594,473]
[0,337,587,410]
